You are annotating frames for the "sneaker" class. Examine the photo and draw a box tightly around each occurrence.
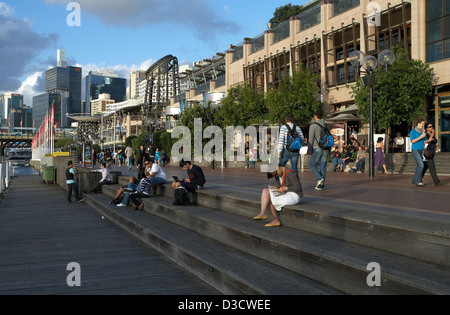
[117,203,126,207]
[77,199,84,203]
[315,179,325,190]
[315,185,323,191]
[123,187,134,192]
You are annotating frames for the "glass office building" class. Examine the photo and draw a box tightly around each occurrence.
[36,65,82,128]
[85,73,127,114]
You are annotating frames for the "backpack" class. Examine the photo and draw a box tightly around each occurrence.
[173,187,190,206]
[314,122,334,150]
[285,124,302,152]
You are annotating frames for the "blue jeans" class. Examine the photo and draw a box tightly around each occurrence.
[310,147,329,182]
[122,182,140,205]
[354,158,365,172]
[280,150,300,171]
[149,177,167,187]
[332,158,339,170]
[411,150,424,185]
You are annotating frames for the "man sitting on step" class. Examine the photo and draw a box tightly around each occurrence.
[171,159,206,193]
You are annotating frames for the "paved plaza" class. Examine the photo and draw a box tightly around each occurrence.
[0,164,448,295]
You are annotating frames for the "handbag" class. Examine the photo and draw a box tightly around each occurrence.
[423,144,434,159]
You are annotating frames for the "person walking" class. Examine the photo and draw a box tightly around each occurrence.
[308,110,330,190]
[66,160,83,203]
[422,122,441,186]
[160,149,167,167]
[278,113,305,172]
[409,118,427,186]
[125,144,134,170]
[374,138,389,175]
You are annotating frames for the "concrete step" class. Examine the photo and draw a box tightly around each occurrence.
[82,192,341,295]
[115,177,450,268]
[95,185,450,294]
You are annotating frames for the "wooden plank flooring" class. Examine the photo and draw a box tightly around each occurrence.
[0,172,219,295]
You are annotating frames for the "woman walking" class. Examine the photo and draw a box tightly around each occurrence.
[374,138,389,174]
[409,119,427,186]
[422,123,441,186]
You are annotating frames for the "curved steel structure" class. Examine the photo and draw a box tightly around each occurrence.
[143,55,180,133]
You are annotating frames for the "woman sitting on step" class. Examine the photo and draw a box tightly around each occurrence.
[253,165,303,227]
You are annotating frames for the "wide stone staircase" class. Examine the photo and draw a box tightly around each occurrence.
[82,176,450,295]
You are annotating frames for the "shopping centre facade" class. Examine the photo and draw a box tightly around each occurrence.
[172,0,449,152]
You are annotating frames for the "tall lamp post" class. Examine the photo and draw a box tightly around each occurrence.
[350,49,395,179]
[199,101,221,170]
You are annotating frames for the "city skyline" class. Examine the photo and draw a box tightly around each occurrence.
[0,0,308,106]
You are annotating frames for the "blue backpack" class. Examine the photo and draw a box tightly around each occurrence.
[314,122,334,150]
[285,124,302,152]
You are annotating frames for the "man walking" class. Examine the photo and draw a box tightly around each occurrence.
[66,160,83,203]
[309,110,330,191]
[278,113,305,171]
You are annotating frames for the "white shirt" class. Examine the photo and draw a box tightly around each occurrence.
[150,163,168,181]
[395,137,405,146]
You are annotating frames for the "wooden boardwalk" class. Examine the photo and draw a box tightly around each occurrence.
[0,171,219,295]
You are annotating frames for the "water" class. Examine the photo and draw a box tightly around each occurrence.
[12,166,39,176]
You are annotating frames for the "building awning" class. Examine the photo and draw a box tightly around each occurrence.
[333,104,358,115]
[328,113,363,122]
[66,114,101,123]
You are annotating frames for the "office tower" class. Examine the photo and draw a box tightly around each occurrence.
[85,69,127,114]
[32,50,82,128]
[0,93,22,120]
[57,49,67,67]
[129,70,146,99]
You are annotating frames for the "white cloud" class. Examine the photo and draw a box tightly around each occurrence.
[0,2,14,16]
[75,57,154,80]
[44,0,241,44]
[14,58,156,106]
[17,72,44,106]
[0,4,57,93]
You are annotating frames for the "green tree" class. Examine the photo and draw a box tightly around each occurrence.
[269,4,304,28]
[55,137,75,150]
[265,65,322,125]
[214,84,267,128]
[351,48,435,130]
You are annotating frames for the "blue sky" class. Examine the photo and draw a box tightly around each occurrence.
[0,0,309,105]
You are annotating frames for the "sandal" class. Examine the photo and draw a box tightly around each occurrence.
[135,204,144,211]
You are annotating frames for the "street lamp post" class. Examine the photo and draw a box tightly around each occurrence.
[350,49,395,179]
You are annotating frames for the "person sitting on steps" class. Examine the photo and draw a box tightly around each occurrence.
[253,165,303,228]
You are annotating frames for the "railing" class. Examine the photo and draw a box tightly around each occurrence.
[333,0,360,16]
[214,74,226,88]
[0,161,13,194]
[273,19,290,44]
[232,45,244,63]
[299,4,321,31]
[194,81,210,96]
[250,34,265,54]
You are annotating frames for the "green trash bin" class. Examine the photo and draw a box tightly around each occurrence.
[42,166,56,184]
